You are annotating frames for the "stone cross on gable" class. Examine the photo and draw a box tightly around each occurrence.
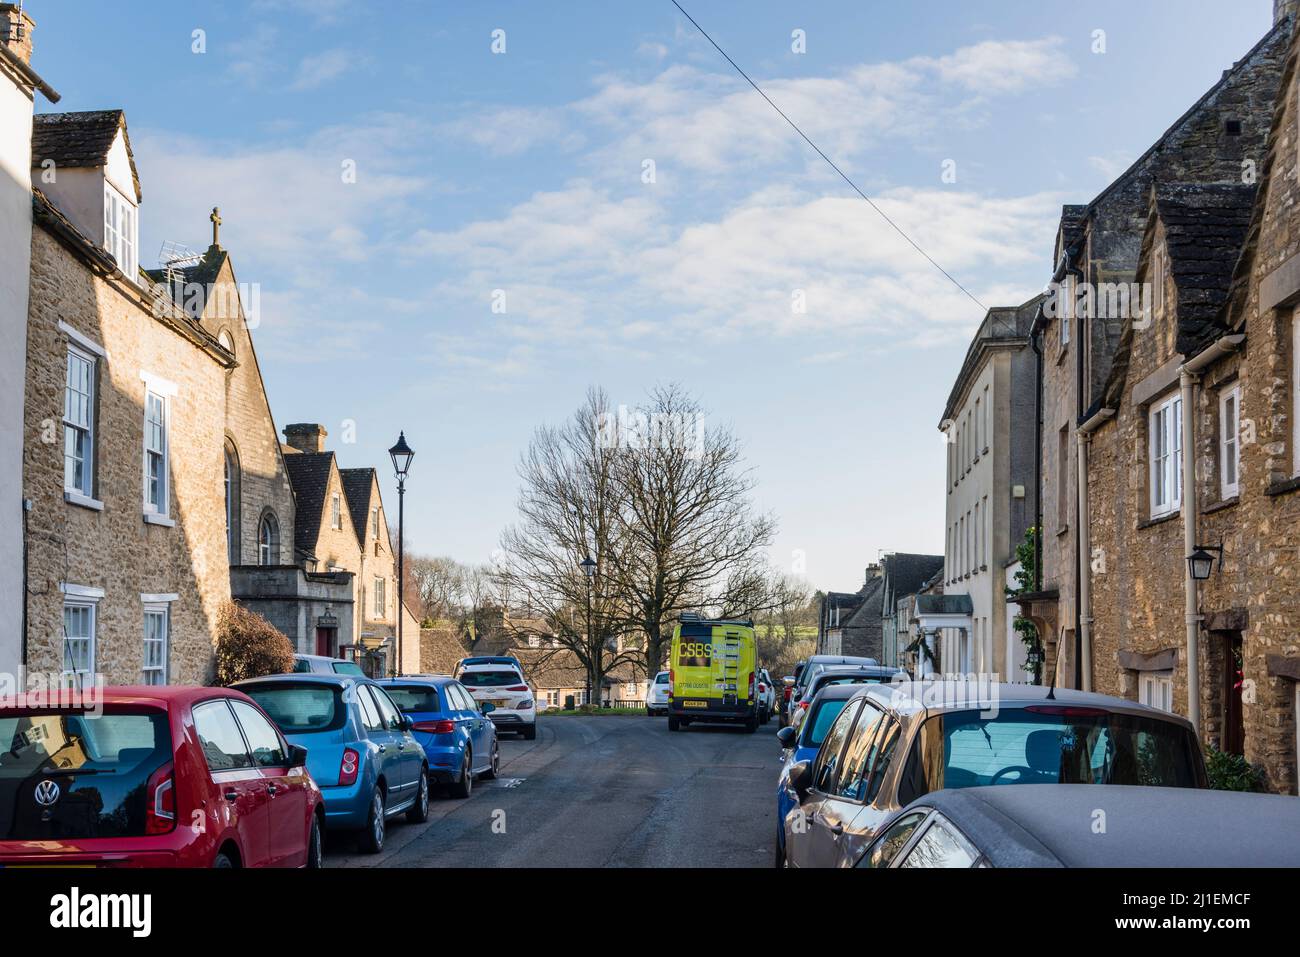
[210,206,222,248]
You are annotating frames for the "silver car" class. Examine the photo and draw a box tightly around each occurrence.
[780,681,1208,868]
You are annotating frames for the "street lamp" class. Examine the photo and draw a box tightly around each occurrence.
[1187,543,1223,582]
[580,556,596,705]
[389,432,414,676]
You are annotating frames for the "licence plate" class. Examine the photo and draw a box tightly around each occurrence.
[683,700,708,709]
[489,700,507,708]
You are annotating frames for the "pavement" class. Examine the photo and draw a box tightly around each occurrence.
[325,713,781,868]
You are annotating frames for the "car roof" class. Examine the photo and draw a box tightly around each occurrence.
[375,675,452,687]
[853,681,1191,725]
[809,683,870,702]
[908,785,1300,867]
[234,673,366,689]
[459,660,522,671]
[806,655,878,666]
[3,685,252,710]
[815,665,905,680]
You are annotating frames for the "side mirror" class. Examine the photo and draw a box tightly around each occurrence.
[398,715,414,732]
[288,744,309,768]
[480,702,496,714]
[789,760,813,800]
[776,726,797,749]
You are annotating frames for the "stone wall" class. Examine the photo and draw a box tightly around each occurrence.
[24,226,230,684]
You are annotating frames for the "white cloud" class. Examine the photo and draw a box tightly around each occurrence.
[290,49,355,91]
[922,36,1077,94]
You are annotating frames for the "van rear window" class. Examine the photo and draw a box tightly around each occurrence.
[0,710,171,840]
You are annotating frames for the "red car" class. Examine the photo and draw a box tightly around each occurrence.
[0,686,324,868]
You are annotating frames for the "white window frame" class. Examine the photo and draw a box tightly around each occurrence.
[373,576,386,618]
[371,506,380,540]
[1139,670,1174,713]
[258,512,279,566]
[63,344,96,498]
[1061,276,1073,346]
[1149,393,1183,518]
[1220,385,1241,499]
[61,593,99,687]
[143,390,169,516]
[331,493,341,530]
[103,182,138,280]
[142,603,169,686]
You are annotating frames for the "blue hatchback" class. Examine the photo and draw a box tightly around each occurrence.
[375,676,499,799]
[773,683,863,863]
[235,674,429,854]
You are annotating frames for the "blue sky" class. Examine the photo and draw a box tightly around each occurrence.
[29,0,1277,593]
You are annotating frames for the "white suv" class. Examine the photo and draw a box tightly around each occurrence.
[457,659,537,740]
[647,670,671,716]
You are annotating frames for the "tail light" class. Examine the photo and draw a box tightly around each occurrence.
[412,719,456,735]
[507,685,528,692]
[798,700,809,710]
[758,683,767,693]
[669,668,675,684]
[339,747,360,786]
[145,761,176,835]
[517,699,534,710]
[748,673,755,699]
[783,688,793,701]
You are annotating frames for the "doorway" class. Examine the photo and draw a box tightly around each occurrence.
[315,627,336,658]
[1221,632,1245,756]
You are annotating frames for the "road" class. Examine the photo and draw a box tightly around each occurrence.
[325,714,780,868]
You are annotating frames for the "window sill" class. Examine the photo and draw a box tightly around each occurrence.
[1138,511,1180,531]
[143,512,176,528]
[64,490,104,512]
[1266,476,1300,498]
[1203,496,1239,515]
[1056,525,1069,537]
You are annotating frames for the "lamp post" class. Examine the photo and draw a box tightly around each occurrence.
[388,432,414,676]
[580,555,596,705]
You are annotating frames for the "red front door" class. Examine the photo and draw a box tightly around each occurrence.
[316,627,335,657]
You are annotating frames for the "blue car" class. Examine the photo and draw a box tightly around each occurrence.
[374,676,499,798]
[235,674,429,854]
[773,683,862,867]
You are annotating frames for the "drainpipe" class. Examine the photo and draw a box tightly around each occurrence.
[1030,316,1045,592]
[1076,406,1115,694]
[1177,333,1244,739]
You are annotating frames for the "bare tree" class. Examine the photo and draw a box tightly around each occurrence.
[405,554,465,624]
[605,384,776,674]
[495,389,639,701]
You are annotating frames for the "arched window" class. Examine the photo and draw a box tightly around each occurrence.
[258,512,280,566]
[218,328,235,358]
[224,438,240,564]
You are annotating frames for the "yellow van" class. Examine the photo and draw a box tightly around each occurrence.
[667,613,759,733]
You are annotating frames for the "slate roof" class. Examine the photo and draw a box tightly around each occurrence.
[1156,183,1256,354]
[1103,183,1257,405]
[32,110,141,201]
[882,553,946,600]
[143,248,229,304]
[841,577,884,628]
[339,468,377,548]
[282,452,336,560]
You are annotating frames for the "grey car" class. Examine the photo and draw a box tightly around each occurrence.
[857,784,1300,868]
[781,681,1208,868]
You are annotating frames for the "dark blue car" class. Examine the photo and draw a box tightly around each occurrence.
[773,683,862,867]
[236,674,429,854]
[375,676,499,799]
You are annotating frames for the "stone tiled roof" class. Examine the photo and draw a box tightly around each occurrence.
[1156,183,1257,354]
[882,553,946,602]
[282,452,336,560]
[32,110,141,201]
[841,577,884,628]
[339,468,377,548]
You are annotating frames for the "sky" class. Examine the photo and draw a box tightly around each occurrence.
[27,0,1278,594]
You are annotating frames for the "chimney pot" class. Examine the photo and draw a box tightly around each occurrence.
[0,3,35,65]
[283,423,328,453]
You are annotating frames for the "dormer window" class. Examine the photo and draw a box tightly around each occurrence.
[104,183,137,280]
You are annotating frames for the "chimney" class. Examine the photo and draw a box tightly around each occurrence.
[283,423,328,453]
[865,563,883,582]
[0,3,35,64]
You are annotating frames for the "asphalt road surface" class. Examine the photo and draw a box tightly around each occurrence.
[325,714,780,868]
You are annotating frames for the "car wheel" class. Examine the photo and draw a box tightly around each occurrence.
[667,715,680,732]
[307,815,324,868]
[522,723,537,741]
[449,750,473,799]
[358,786,386,854]
[212,850,235,869]
[481,740,500,780]
[406,769,430,823]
